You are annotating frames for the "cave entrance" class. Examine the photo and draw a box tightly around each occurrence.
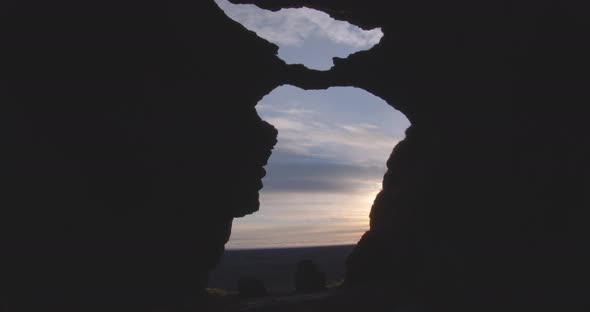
[228,85,410,249]
[213,0,406,250]
[209,0,409,294]
[214,0,383,70]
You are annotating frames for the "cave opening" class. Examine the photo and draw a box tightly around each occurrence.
[228,85,411,249]
[214,0,383,70]
[209,0,410,295]
[210,85,409,294]
[212,0,403,250]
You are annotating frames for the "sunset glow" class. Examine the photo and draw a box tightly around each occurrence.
[215,1,409,249]
[226,86,409,249]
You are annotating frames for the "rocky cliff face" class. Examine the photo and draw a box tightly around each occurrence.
[234,0,590,309]
[2,0,589,310]
[1,1,287,310]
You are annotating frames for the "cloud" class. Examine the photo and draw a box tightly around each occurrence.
[261,107,399,166]
[227,198,373,248]
[274,121,398,162]
[262,161,384,193]
[226,225,365,248]
[256,86,410,167]
[215,0,383,48]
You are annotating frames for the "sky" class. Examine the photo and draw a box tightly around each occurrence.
[215,0,410,249]
[215,0,383,70]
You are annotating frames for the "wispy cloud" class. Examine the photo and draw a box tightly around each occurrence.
[227,191,375,248]
[267,118,399,166]
[215,0,383,48]
[259,92,401,166]
[263,161,385,193]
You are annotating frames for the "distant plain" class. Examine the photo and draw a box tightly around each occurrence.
[208,245,355,294]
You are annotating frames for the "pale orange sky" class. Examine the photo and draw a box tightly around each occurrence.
[226,87,409,249]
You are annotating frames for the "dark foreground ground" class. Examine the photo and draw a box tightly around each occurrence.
[207,245,361,311]
[207,244,569,312]
[208,245,355,294]
[206,286,402,312]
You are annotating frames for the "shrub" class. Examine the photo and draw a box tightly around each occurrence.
[206,288,228,297]
[294,259,326,293]
[237,276,268,298]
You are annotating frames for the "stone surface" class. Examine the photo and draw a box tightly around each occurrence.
[1,1,287,310]
[1,0,589,310]
[234,0,590,309]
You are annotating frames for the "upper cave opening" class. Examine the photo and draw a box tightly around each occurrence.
[215,0,383,71]
[227,85,410,249]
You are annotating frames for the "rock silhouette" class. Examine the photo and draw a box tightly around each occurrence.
[294,260,327,293]
[237,277,268,298]
[234,0,590,310]
[1,1,285,310]
[1,0,589,311]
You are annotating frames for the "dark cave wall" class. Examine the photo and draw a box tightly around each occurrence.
[1,0,589,309]
[1,0,285,309]
[234,0,590,308]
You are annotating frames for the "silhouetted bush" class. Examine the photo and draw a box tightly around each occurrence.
[326,278,345,289]
[237,276,267,298]
[294,259,326,293]
[206,288,228,297]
